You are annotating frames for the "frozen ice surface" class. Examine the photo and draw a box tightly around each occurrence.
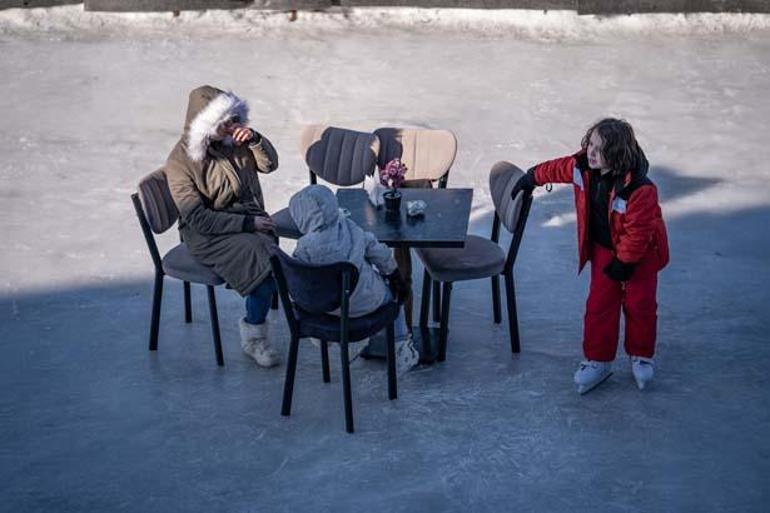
[3,5,770,39]
[1,6,769,513]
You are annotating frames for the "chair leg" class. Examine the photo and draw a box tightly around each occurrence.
[268,274,279,310]
[386,322,397,400]
[321,340,331,383]
[419,269,431,328]
[432,281,442,323]
[281,335,301,416]
[491,275,502,324]
[505,271,521,354]
[149,272,164,351]
[206,286,224,366]
[340,341,354,433]
[437,282,453,362]
[183,281,192,323]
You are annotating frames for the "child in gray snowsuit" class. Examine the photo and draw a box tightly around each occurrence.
[288,184,419,374]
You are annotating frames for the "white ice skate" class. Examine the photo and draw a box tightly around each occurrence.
[631,356,655,390]
[574,360,613,395]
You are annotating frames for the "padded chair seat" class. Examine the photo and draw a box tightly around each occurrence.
[296,301,400,343]
[162,243,225,286]
[416,235,506,283]
[272,207,303,239]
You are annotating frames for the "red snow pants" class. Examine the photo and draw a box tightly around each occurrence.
[583,244,658,361]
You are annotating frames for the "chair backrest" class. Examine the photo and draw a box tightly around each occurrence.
[299,124,380,186]
[271,248,360,315]
[489,161,533,271]
[137,169,178,234]
[489,161,527,234]
[373,128,457,185]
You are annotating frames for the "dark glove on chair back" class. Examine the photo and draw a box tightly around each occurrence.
[510,167,537,199]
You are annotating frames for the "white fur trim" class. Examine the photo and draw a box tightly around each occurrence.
[186,92,249,162]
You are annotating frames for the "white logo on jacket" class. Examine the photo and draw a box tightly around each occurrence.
[573,167,584,190]
[612,197,627,214]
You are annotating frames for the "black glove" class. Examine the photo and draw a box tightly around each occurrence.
[386,270,410,304]
[510,167,537,199]
[603,257,635,282]
[248,129,263,145]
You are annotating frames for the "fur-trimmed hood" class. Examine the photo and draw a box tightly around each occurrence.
[163,86,279,297]
[183,85,250,162]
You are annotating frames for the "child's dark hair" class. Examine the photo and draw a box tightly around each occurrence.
[581,118,640,175]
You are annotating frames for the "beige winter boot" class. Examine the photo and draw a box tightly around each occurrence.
[239,318,280,368]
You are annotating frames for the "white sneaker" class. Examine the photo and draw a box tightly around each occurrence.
[349,337,370,362]
[395,335,419,376]
[574,360,613,395]
[239,318,280,368]
[631,356,655,390]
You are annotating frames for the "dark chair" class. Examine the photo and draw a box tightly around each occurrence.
[270,248,399,433]
[272,124,381,239]
[131,170,226,366]
[414,162,534,361]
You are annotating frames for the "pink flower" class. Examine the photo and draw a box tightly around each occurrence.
[379,158,407,190]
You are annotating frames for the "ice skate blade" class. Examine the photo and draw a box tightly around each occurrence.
[576,371,613,395]
[635,378,649,391]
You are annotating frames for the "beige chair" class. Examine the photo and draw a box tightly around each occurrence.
[131,170,226,366]
[272,125,380,239]
[374,127,458,327]
[374,127,457,187]
[415,162,533,361]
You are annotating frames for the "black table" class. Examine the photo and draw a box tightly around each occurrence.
[336,188,473,364]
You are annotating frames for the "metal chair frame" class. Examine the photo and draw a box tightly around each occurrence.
[271,250,398,433]
[419,191,534,361]
[130,192,225,366]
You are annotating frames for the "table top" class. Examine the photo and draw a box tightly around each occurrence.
[336,188,473,248]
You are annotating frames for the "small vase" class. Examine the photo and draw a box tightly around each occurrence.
[383,189,402,212]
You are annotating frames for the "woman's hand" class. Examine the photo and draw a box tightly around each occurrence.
[231,126,255,146]
[253,215,276,234]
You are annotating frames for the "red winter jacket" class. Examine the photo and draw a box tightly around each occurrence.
[532,149,669,273]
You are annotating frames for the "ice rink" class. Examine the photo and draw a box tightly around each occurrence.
[1,6,769,512]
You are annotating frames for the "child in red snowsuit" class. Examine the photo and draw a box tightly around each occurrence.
[512,118,669,393]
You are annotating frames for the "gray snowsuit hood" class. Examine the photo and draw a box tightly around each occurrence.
[289,185,397,318]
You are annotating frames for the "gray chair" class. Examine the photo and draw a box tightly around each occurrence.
[414,162,533,362]
[131,170,226,366]
[374,127,458,326]
[272,124,381,239]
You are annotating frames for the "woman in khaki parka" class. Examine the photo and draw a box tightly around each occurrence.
[165,85,280,368]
